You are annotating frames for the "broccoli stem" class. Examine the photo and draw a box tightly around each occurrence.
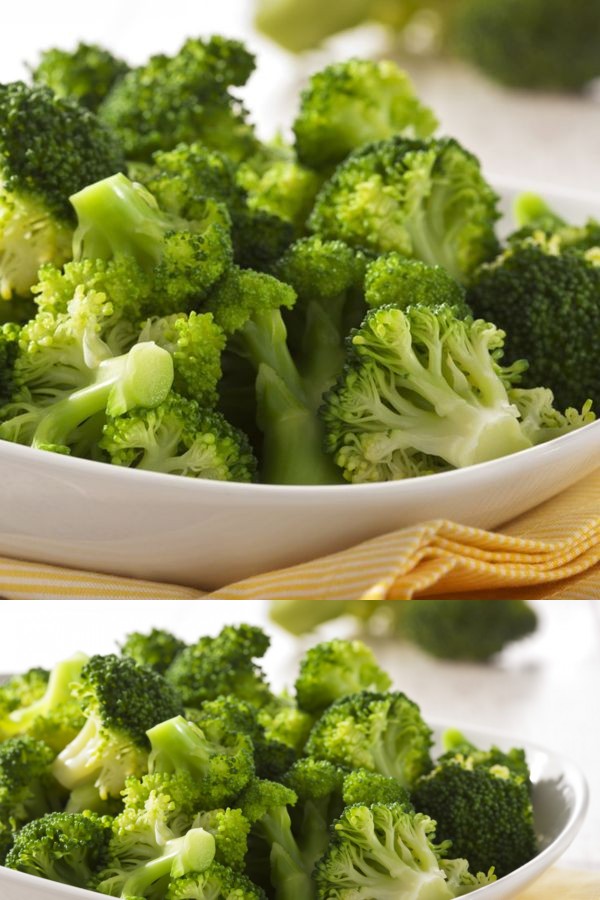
[237,308,305,402]
[51,715,105,790]
[256,363,343,485]
[31,342,173,450]
[120,828,215,898]
[298,300,346,411]
[146,716,211,772]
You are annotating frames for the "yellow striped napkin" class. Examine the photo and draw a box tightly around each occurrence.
[519,868,599,898]
[0,469,599,601]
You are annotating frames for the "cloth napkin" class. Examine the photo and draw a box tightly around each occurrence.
[519,868,599,898]
[0,469,599,601]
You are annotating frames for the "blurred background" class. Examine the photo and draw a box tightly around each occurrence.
[1,0,599,195]
[0,598,599,873]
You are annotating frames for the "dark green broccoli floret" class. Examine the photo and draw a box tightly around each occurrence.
[294,58,437,172]
[314,803,495,899]
[165,625,272,709]
[4,811,113,888]
[309,136,499,284]
[397,599,538,661]
[51,654,184,801]
[452,0,600,91]
[321,303,592,483]
[295,639,391,714]
[71,173,233,315]
[147,715,255,811]
[30,42,130,111]
[166,862,268,900]
[204,265,341,484]
[306,691,433,790]
[119,629,187,674]
[413,740,538,878]
[98,36,258,163]
[468,232,600,409]
[364,254,470,318]
[0,81,125,301]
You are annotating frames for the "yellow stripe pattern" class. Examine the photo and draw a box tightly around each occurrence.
[1,471,599,601]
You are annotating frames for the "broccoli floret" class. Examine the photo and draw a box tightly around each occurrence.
[96,825,216,899]
[295,639,391,714]
[166,862,267,900]
[147,716,255,810]
[51,654,184,801]
[98,36,258,163]
[306,691,432,790]
[452,0,600,91]
[342,769,413,809]
[0,335,174,457]
[0,653,87,752]
[204,265,342,484]
[71,173,233,315]
[237,777,314,900]
[119,630,187,675]
[309,136,499,284]
[255,695,314,758]
[30,42,130,111]
[397,599,538,661]
[0,736,66,856]
[0,322,20,406]
[315,803,495,899]
[192,808,251,872]
[4,811,113,888]
[468,232,600,409]
[165,625,272,710]
[0,667,49,722]
[364,254,470,318]
[321,303,592,483]
[413,741,538,878]
[282,758,345,875]
[0,81,124,301]
[293,58,437,172]
[273,236,367,411]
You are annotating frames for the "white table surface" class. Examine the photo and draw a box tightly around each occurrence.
[0,599,598,875]
[1,1,599,882]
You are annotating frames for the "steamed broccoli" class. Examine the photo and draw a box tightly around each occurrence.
[0,81,124,302]
[51,654,184,801]
[282,758,345,876]
[341,768,413,809]
[364,254,470,318]
[98,36,258,163]
[295,639,391,714]
[4,811,113,888]
[166,863,268,900]
[309,136,500,284]
[30,43,130,111]
[468,231,600,409]
[119,630,187,675]
[452,0,600,91]
[315,803,495,899]
[293,58,438,172]
[413,737,538,878]
[321,303,592,483]
[192,808,251,872]
[306,691,433,790]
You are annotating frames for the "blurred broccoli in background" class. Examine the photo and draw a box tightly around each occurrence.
[271,599,539,661]
[254,0,600,93]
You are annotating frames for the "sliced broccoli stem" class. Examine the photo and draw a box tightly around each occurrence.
[51,715,105,790]
[31,342,173,450]
[147,716,211,772]
[256,363,343,485]
[121,828,216,898]
[236,308,305,402]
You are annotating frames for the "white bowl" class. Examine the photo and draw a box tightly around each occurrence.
[0,181,599,590]
[0,722,589,900]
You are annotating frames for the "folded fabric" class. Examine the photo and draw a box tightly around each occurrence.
[0,470,599,601]
[518,867,599,899]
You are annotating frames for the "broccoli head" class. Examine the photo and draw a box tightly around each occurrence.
[0,736,66,848]
[166,862,268,900]
[364,254,470,318]
[295,639,391,714]
[119,629,187,675]
[30,42,130,111]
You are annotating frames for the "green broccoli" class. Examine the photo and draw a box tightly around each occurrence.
[71,173,233,315]
[0,81,124,302]
[4,811,113,888]
[468,231,600,409]
[321,303,592,483]
[254,0,373,54]
[413,739,538,878]
[293,58,438,172]
[452,0,600,91]
[255,694,314,758]
[306,691,433,790]
[397,599,538,661]
[282,758,345,876]
[30,42,130,111]
[309,136,499,284]
[315,803,495,899]
[51,654,184,801]
[166,863,267,900]
[295,639,391,714]
[0,322,20,406]
[119,629,187,675]
[0,667,49,724]
[98,36,258,163]
[341,768,413,809]
[192,808,251,872]
[364,254,470,317]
